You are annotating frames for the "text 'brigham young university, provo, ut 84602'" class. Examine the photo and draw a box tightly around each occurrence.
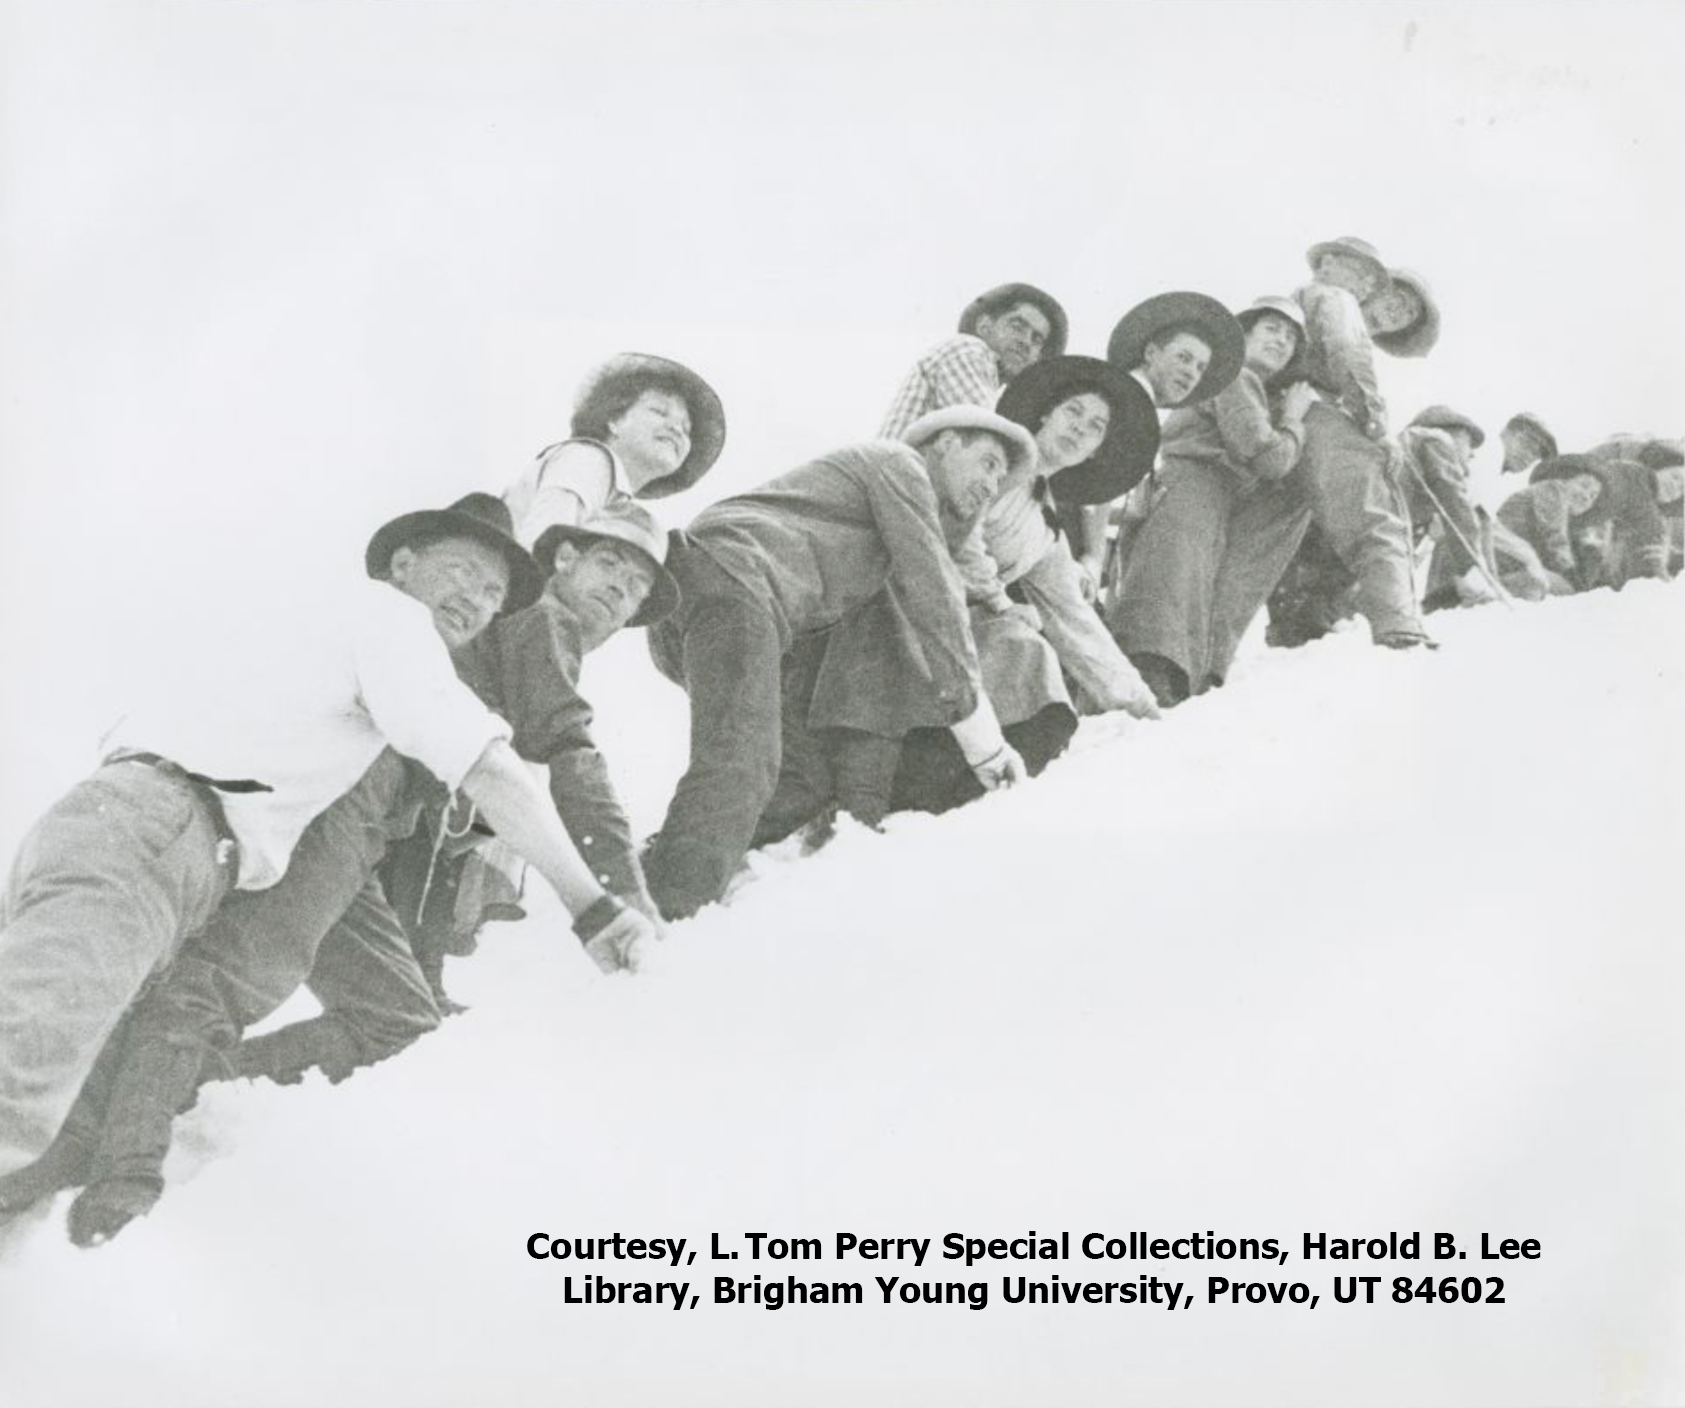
[522,1229,1543,1312]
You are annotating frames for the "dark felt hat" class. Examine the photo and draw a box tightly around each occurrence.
[1410,404,1486,449]
[533,499,681,628]
[1369,267,1441,359]
[365,493,544,615]
[957,283,1070,360]
[1105,291,1246,405]
[570,353,726,497]
[995,355,1161,505]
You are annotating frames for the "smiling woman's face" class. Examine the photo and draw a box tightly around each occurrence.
[608,387,693,487]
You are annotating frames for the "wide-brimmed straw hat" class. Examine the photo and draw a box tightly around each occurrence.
[995,355,1161,505]
[1504,412,1559,464]
[366,493,544,615]
[957,283,1070,360]
[1105,291,1246,405]
[900,405,1040,489]
[533,499,681,627]
[1235,295,1309,383]
[1369,267,1441,359]
[1305,235,1388,287]
[570,353,726,497]
[1410,404,1486,449]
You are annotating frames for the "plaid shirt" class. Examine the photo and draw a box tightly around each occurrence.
[878,334,1003,438]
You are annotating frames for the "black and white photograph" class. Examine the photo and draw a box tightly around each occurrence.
[0,2,1680,1404]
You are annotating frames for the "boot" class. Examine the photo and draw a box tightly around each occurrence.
[66,1176,161,1248]
[1128,652,1190,709]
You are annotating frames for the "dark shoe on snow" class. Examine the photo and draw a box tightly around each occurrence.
[67,1177,162,1248]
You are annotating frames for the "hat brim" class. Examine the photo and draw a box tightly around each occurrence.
[899,406,1040,490]
[1105,292,1246,406]
[1412,410,1485,449]
[1371,278,1442,359]
[1306,240,1388,288]
[532,522,681,627]
[365,509,545,616]
[573,354,727,497]
[958,283,1070,361]
[995,355,1161,505]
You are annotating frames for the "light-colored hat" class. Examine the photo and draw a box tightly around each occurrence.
[533,499,681,627]
[1410,404,1485,450]
[994,355,1160,505]
[570,353,726,497]
[1369,267,1441,359]
[900,405,1039,489]
[958,283,1069,361]
[1105,291,1246,405]
[1235,296,1309,383]
[1305,235,1387,287]
[366,493,544,616]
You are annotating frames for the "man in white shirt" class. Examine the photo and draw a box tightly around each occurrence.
[0,494,655,1184]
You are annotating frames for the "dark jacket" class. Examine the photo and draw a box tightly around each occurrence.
[454,590,652,912]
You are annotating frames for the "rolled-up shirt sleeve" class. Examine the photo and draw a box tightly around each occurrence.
[352,592,512,791]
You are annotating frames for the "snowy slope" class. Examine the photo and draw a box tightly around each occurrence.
[0,582,1680,1408]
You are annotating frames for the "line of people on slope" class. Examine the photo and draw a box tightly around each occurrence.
[1,236,1677,1248]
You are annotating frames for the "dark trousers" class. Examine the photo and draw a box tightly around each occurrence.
[644,544,787,920]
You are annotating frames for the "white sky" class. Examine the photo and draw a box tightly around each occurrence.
[0,0,1679,811]
[1,0,1677,842]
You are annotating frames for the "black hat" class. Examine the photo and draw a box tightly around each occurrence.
[995,355,1161,505]
[365,493,544,615]
[1105,292,1246,405]
[570,353,726,497]
[958,283,1070,360]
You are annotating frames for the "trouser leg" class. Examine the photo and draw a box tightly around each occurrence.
[1203,484,1313,687]
[0,765,227,1177]
[1298,404,1424,640]
[75,751,410,1209]
[233,876,440,1085]
[752,634,835,847]
[644,584,786,920]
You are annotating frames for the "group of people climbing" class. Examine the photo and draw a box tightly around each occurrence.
[1,233,1677,1249]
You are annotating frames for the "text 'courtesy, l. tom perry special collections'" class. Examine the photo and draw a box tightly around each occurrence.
[524,1230,1546,1312]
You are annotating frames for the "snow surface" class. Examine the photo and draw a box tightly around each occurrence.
[0,580,1680,1408]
